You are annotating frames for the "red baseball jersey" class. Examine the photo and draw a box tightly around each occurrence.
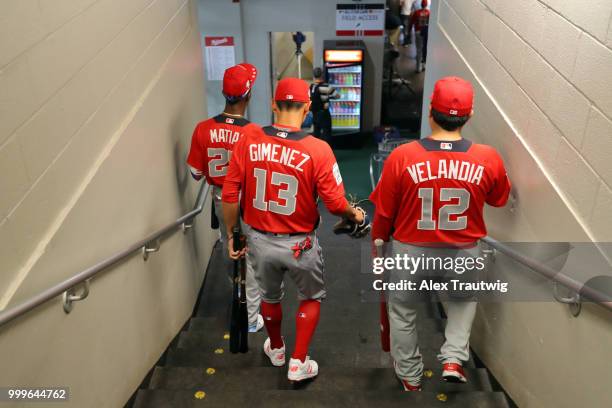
[411,8,430,32]
[222,125,348,234]
[186,114,260,187]
[370,138,511,245]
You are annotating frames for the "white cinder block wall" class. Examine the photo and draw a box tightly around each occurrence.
[423,1,612,407]
[440,0,612,241]
[0,1,216,407]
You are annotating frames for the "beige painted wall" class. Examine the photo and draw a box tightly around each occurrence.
[0,1,216,407]
[423,1,612,407]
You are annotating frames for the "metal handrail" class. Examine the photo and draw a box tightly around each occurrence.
[0,182,211,327]
[481,236,612,315]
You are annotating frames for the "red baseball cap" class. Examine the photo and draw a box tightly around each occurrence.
[431,76,474,116]
[274,77,310,103]
[238,63,257,82]
[223,63,257,98]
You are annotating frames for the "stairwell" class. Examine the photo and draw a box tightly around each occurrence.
[131,205,513,407]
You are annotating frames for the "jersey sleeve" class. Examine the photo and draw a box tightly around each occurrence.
[313,141,349,215]
[486,151,511,207]
[221,136,246,204]
[369,149,402,220]
[186,124,206,180]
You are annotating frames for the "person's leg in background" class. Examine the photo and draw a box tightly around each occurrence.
[245,259,263,332]
[320,110,332,143]
[216,191,262,332]
[401,14,411,46]
[415,30,424,72]
[421,28,429,69]
[312,110,322,139]
[388,27,401,48]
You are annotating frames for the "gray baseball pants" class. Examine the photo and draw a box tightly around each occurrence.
[388,240,480,384]
[241,223,326,303]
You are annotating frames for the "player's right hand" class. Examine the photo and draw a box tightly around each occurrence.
[228,236,247,260]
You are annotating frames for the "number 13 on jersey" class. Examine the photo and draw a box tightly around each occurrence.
[252,168,299,216]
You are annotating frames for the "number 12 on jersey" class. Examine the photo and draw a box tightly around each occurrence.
[252,168,298,216]
[417,187,470,231]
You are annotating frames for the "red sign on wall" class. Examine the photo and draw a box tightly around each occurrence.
[204,36,235,47]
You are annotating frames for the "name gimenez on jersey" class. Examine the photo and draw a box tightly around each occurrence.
[210,128,242,144]
[407,159,485,185]
[248,143,311,172]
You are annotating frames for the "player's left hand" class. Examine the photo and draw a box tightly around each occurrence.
[333,206,371,239]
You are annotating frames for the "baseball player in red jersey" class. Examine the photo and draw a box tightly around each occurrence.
[410,0,430,72]
[370,77,511,390]
[186,63,264,332]
[222,77,370,382]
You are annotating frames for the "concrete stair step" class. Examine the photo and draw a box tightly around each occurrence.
[166,345,476,369]
[149,366,493,392]
[134,389,509,408]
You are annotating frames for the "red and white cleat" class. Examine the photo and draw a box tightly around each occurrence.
[287,357,318,382]
[442,362,467,383]
[393,360,422,391]
[263,337,286,367]
[399,378,422,392]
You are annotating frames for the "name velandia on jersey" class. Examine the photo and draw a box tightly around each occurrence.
[248,143,311,172]
[407,160,485,185]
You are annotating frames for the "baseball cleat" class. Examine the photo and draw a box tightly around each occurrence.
[287,357,318,382]
[263,337,286,367]
[442,362,467,383]
[393,360,422,391]
[399,378,422,392]
[249,314,264,333]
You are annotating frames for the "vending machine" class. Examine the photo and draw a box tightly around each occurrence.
[323,40,366,137]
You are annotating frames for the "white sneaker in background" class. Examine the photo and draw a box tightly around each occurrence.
[263,337,286,367]
[287,357,319,382]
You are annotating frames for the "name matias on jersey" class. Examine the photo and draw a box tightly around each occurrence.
[407,160,485,185]
[210,128,242,144]
[249,143,311,172]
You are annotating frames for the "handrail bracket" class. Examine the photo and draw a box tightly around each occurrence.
[182,219,194,233]
[63,280,91,314]
[553,282,582,317]
[142,239,161,261]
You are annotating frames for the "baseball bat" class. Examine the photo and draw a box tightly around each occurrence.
[210,200,219,230]
[237,232,249,353]
[229,227,241,353]
[374,238,391,352]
